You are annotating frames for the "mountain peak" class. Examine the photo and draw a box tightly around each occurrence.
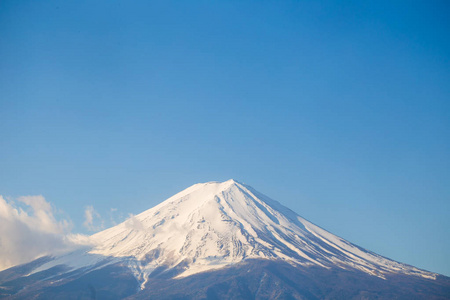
[7,180,447,299]
[149,179,247,214]
[196,179,243,190]
[222,178,242,185]
[31,180,436,288]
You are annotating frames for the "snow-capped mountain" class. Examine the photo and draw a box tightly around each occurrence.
[1,180,449,299]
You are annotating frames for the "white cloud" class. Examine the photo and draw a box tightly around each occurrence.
[83,205,104,231]
[0,195,90,271]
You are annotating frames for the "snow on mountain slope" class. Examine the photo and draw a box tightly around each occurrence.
[31,179,436,289]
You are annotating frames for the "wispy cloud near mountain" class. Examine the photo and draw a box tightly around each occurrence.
[83,205,104,231]
[0,195,90,271]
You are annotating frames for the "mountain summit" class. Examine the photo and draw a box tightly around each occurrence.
[88,179,433,282]
[1,180,449,299]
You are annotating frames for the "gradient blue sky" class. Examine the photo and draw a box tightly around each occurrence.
[1,1,449,276]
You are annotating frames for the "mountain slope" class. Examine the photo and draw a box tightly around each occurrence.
[1,179,449,299]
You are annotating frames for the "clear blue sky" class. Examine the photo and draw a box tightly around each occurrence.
[1,1,449,276]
